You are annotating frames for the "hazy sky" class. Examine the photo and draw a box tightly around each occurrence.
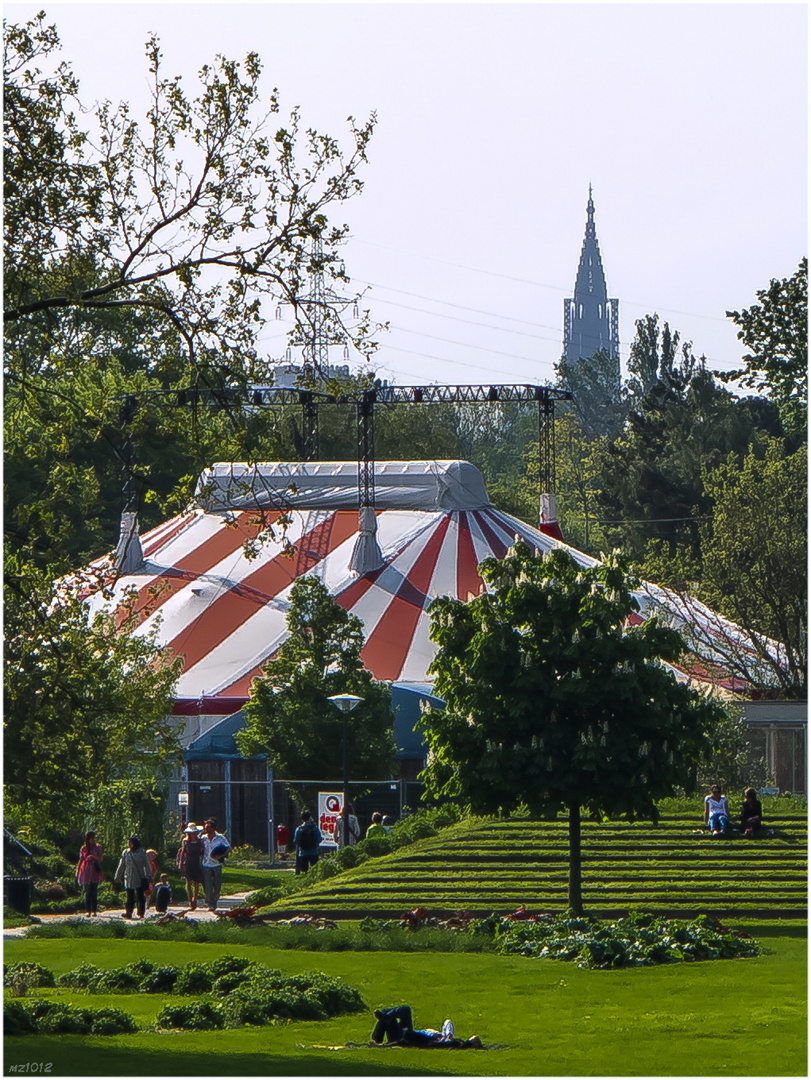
[7,1,808,388]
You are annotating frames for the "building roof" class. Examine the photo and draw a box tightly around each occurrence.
[84,459,779,715]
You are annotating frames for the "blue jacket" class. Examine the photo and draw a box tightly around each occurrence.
[293,821,323,856]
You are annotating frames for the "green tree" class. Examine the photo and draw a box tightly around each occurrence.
[4,14,378,572]
[556,347,627,440]
[3,552,182,821]
[598,315,780,560]
[421,542,722,915]
[4,14,376,378]
[645,440,806,700]
[725,258,807,441]
[695,706,772,795]
[237,577,396,803]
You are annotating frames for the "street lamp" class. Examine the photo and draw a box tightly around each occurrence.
[328,694,364,846]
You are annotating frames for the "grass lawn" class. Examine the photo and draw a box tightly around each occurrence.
[3,926,806,1077]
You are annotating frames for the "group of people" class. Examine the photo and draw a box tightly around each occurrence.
[175,818,231,911]
[76,833,170,919]
[286,807,397,875]
[74,817,230,919]
[703,786,763,838]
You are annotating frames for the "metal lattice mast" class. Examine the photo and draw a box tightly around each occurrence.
[304,237,331,377]
[286,236,357,382]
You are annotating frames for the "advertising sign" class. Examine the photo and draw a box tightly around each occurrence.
[318,791,343,847]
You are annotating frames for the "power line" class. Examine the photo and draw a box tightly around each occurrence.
[393,326,557,365]
[351,278,732,364]
[353,278,561,332]
[373,343,555,380]
[351,239,731,324]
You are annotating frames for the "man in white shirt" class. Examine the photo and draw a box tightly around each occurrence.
[200,817,230,910]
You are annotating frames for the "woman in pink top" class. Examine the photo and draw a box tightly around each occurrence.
[76,830,104,916]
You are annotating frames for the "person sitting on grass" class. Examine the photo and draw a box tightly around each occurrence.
[371,1006,482,1049]
[704,784,732,836]
[740,788,763,837]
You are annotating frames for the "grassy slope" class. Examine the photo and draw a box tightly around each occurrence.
[263,813,808,920]
[3,932,806,1077]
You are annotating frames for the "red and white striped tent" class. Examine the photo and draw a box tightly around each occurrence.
[85,460,772,742]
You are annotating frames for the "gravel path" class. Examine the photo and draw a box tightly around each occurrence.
[4,892,256,939]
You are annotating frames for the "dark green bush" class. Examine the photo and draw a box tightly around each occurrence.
[4,1000,38,1036]
[56,962,106,988]
[33,1002,92,1035]
[204,954,253,978]
[225,986,325,1024]
[4,961,56,989]
[481,911,761,968]
[246,884,285,906]
[7,999,139,1036]
[218,967,365,1026]
[122,959,155,978]
[157,1000,225,1030]
[139,966,180,993]
[97,966,142,992]
[88,1008,138,1035]
[213,970,253,994]
[173,962,214,994]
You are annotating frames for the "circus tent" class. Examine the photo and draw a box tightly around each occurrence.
[85,459,768,749]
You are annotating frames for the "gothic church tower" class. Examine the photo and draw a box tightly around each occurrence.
[563,187,620,379]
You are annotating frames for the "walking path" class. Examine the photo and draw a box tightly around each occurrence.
[4,891,256,939]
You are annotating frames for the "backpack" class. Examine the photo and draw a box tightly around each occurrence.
[298,821,317,849]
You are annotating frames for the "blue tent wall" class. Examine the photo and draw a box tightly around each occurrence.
[183,682,444,765]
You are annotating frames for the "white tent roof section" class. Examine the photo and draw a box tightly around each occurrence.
[195,459,492,512]
[86,459,770,720]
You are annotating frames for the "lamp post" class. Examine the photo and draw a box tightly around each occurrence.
[328,694,364,846]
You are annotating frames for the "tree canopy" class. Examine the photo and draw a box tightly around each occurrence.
[237,577,396,803]
[421,542,723,913]
[4,12,378,572]
[725,258,807,441]
[4,13,377,381]
[3,553,182,820]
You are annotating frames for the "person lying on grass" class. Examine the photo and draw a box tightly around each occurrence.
[371,1005,482,1048]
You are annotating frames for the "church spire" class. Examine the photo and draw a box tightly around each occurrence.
[563,188,620,370]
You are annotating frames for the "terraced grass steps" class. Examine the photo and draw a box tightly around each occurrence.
[261,811,807,921]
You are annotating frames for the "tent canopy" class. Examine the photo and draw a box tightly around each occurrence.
[86,460,774,726]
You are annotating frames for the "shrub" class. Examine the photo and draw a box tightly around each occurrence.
[480,911,761,969]
[4,962,56,990]
[213,970,253,995]
[4,1000,38,1036]
[34,1003,92,1035]
[88,1008,138,1035]
[33,879,68,901]
[56,962,106,988]
[246,884,285,907]
[173,962,214,994]
[225,986,325,1024]
[227,844,267,865]
[204,954,253,978]
[157,1001,225,1030]
[122,958,155,978]
[139,966,180,993]
[97,966,142,993]
[6,1000,139,1036]
[217,966,365,1026]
